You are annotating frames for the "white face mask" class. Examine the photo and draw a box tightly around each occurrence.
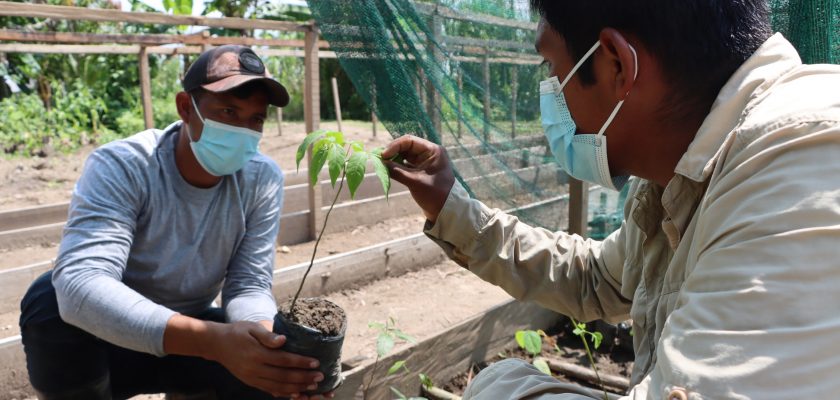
[539,41,638,191]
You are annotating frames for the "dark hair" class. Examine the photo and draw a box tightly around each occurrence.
[190,80,271,105]
[530,0,772,119]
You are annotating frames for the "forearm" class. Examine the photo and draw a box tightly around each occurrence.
[426,182,629,321]
[163,314,225,360]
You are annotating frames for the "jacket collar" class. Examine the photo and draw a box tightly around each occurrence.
[674,33,803,182]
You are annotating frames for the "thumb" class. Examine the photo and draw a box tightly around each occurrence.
[385,160,422,187]
[251,326,286,349]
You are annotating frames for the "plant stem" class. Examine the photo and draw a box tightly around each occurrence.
[572,318,609,400]
[289,171,347,317]
[362,354,380,400]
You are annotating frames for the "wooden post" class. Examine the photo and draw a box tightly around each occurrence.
[371,82,378,138]
[511,65,518,139]
[138,46,153,130]
[304,27,323,241]
[200,30,211,52]
[482,48,491,142]
[275,107,283,136]
[331,76,343,132]
[276,63,283,136]
[457,69,463,139]
[426,12,442,135]
[568,179,589,237]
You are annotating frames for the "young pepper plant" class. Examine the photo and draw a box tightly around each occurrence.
[289,130,392,316]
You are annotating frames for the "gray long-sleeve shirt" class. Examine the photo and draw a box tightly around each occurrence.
[52,121,284,356]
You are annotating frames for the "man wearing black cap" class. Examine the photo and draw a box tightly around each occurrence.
[18,46,330,399]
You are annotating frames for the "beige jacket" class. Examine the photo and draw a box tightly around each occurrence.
[425,34,840,399]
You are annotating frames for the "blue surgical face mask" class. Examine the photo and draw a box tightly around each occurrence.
[540,41,638,191]
[187,96,262,177]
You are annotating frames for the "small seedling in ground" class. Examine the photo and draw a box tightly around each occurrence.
[289,130,392,317]
[364,318,420,400]
[571,318,609,400]
[514,329,551,375]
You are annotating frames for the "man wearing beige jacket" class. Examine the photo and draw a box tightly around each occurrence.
[382,1,840,399]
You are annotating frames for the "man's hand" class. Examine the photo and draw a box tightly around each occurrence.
[382,136,456,223]
[165,315,332,399]
[209,321,333,399]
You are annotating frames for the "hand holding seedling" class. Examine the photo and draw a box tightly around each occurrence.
[203,320,328,398]
[382,135,455,223]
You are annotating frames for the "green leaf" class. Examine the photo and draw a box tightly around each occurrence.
[515,330,527,349]
[393,330,416,344]
[309,139,331,186]
[370,151,391,200]
[419,373,434,390]
[296,130,326,171]
[325,130,345,146]
[351,140,365,152]
[368,321,386,331]
[377,333,395,357]
[533,357,552,375]
[518,330,542,356]
[592,332,603,350]
[387,360,407,375]
[327,145,345,188]
[346,151,368,199]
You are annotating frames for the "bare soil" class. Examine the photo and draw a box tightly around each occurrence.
[279,298,347,337]
[0,120,390,211]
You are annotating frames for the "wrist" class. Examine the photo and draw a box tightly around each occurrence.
[163,314,225,361]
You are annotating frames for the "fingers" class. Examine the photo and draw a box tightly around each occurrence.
[262,349,321,370]
[384,160,421,187]
[382,135,438,164]
[250,325,286,349]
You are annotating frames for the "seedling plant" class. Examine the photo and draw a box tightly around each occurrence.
[289,130,392,317]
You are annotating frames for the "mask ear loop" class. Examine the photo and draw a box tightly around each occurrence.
[556,41,602,93]
[598,45,639,136]
[187,96,205,143]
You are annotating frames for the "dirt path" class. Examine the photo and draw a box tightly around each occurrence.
[0,120,390,212]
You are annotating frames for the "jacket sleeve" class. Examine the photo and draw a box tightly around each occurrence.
[424,182,631,323]
[637,119,840,399]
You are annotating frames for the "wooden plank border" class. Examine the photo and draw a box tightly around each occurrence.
[336,299,560,399]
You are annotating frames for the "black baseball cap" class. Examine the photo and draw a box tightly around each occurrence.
[183,45,290,107]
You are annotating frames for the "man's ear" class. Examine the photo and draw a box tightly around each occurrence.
[598,28,638,101]
[175,91,191,123]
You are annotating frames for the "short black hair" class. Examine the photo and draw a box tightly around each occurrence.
[190,80,271,105]
[531,0,772,119]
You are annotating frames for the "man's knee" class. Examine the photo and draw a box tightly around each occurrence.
[20,271,60,329]
[463,358,600,400]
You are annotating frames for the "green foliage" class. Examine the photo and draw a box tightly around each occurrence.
[0,82,114,155]
[532,357,551,376]
[387,360,408,376]
[419,373,433,390]
[571,318,609,400]
[162,0,193,15]
[298,130,392,199]
[369,318,416,358]
[572,322,604,350]
[515,330,542,357]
